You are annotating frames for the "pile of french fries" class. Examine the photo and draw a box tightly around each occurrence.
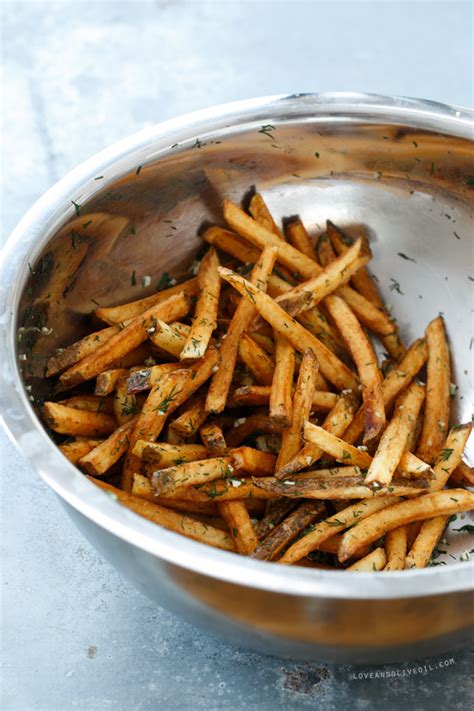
[41,193,474,571]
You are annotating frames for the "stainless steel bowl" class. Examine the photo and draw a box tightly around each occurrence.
[1,93,473,663]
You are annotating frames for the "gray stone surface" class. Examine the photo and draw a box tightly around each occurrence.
[1,1,473,709]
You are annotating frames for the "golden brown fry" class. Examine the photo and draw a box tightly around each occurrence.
[203,225,261,265]
[200,422,227,453]
[170,393,208,437]
[229,446,276,477]
[94,277,199,325]
[181,247,220,360]
[384,525,409,571]
[342,338,428,444]
[46,326,117,377]
[303,422,372,467]
[248,193,284,239]
[364,382,425,487]
[95,368,129,396]
[285,218,317,261]
[251,501,325,560]
[90,477,235,551]
[43,402,117,437]
[59,439,104,464]
[276,349,319,469]
[238,334,275,385]
[113,377,138,425]
[429,423,472,491]
[218,501,259,554]
[269,335,295,426]
[225,414,284,448]
[79,418,137,476]
[338,488,474,562]
[229,385,272,408]
[151,456,233,496]
[279,497,400,564]
[325,294,384,440]
[405,516,449,568]
[252,475,427,500]
[126,363,181,393]
[206,244,277,413]
[450,460,474,487]
[417,316,451,464]
[58,394,114,414]
[60,292,190,388]
[347,547,386,571]
[132,441,209,465]
[218,267,358,391]
[148,320,189,358]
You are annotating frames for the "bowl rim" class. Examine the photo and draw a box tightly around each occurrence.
[1,91,473,600]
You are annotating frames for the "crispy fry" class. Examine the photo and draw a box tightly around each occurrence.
[338,489,474,562]
[229,385,272,408]
[43,402,117,437]
[205,244,277,413]
[113,377,138,425]
[203,225,261,265]
[159,477,275,502]
[347,547,386,571]
[46,326,117,377]
[60,292,190,388]
[148,320,189,358]
[450,460,474,487]
[252,475,427,500]
[325,294,385,440]
[285,218,317,261]
[79,418,137,476]
[170,393,208,437]
[251,501,325,560]
[417,316,451,464]
[429,423,472,491]
[238,334,275,385]
[59,439,104,464]
[200,422,227,453]
[95,368,129,396]
[58,394,114,414]
[279,497,400,564]
[94,277,199,325]
[276,349,319,469]
[132,441,209,465]
[269,335,295,426]
[151,456,233,496]
[225,414,284,448]
[218,501,259,554]
[90,478,235,551]
[364,382,425,487]
[219,267,358,391]
[249,193,284,239]
[405,515,449,568]
[181,247,220,360]
[229,446,276,476]
[255,499,296,540]
[384,525,409,571]
[126,363,181,393]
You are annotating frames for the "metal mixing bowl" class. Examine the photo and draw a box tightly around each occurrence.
[1,93,473,663]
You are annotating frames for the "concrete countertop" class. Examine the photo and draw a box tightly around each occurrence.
[1,2,473,709]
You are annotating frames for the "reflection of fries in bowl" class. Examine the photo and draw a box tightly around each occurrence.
[2,94,473,663]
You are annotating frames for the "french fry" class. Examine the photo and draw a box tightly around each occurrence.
[43,402,117,437]
[126,363,181,393]
[46,325,117,377]
[338,489,474,562]
[94,277,199,325]
[347,547,386,572]
[60,292,190,388]
[384,525,409,571]
[151,456,233,496]
[238,334,275,385]
[364,382,425,487]
[229,385,272,408]
[278,497,400,564]
[58,394,114,414]
[113,377,138,425]
[269,335,295,426]
[218,501,259,554]
[255,499,296,540]
[170,393,208,437]
[248,193,284,239]
[203,226,261,265]
[325,294,385,440]
[429,423,472,491]
[252,475,427,500]
[79,418,137,476]
[131,474,219,514]
[450,460,474,487]
[342,338,428,445]
[205,244,277,413]
[200,422,227,453]
[90,477,235,551]
[285,218,317,261]
[229,446,276,476]
[148,320,189,358]
[161,478,275,502]
[417,316,451,464]
[276,349,319,469]
[132,441,209,465]
[181,247,220,360]
[250,501,325,560]
[59,439,104,464]
[276,394,357,479]
[95,368,129,396]
[225,414,284,448]
[405,515,449,568]
[218,267,358,391]
[250,332,275,354]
